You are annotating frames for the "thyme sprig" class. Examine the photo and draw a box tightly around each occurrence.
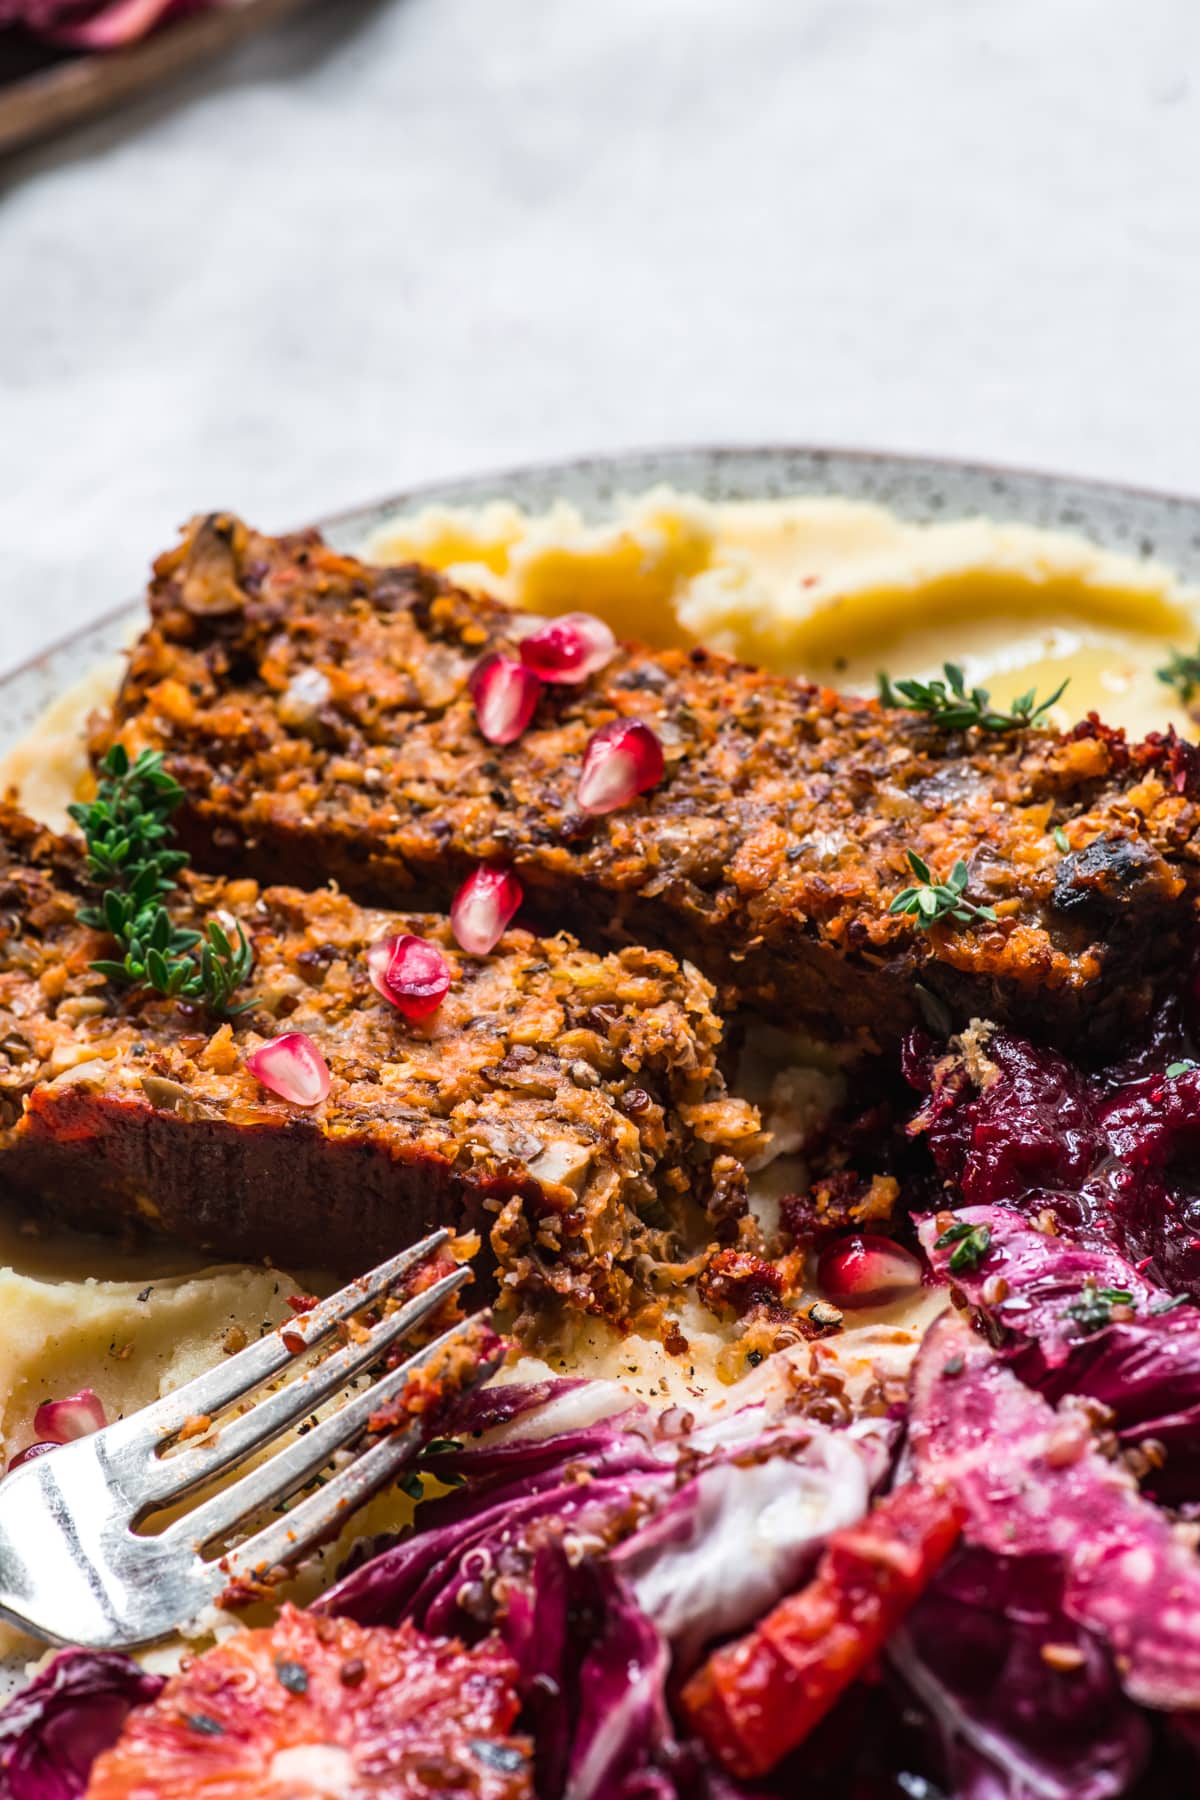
[934,1219,992,1273]
[69,745,253,1015]
[1067,1280,1135,1335]
[1157,646,1200,705]
[879,662,1069,733]
[889,852,998,932]
[398,1437,468,1500]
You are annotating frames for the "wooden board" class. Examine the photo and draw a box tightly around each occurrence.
[0,0,313,157]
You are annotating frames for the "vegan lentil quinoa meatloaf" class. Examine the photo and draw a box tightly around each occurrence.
[98,514,1200,1055]
[0,805,761,1329]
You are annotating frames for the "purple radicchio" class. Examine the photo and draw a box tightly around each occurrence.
[0,1649,163,1800]
[918,1204,1200,1505]
[321,1374,894,1800]
[908,1310,1200,1714]
[897,1547,1150,1799]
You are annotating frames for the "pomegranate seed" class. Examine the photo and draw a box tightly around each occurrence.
[451,865,523,956]
[577,719,665,815]
[366,938,397,1002]
[368,933,452,1020]
[245,1032,331,1108]
[817,1235,924,1309]
[469,654,542,745]
[33,1389,106,1444]
[519,612,616,685]
[8,1441,57,1472]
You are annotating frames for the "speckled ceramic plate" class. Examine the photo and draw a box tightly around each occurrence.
[0,441,1198,1686]
[5,442,1200,757]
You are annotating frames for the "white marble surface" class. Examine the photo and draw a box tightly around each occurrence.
[3,0,1200,674]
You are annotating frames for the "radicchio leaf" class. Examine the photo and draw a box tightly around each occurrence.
[0,1649,163,1800]
[898,1548,1150,1800]
[909,1311,1200,1712]
[326,1382,890,1653]
[322,1378,893,1799]
[610,1425,877,1665]
[918,1204,1160,1367]
[566,1570,674,1800]
[919,1205,1200,1503]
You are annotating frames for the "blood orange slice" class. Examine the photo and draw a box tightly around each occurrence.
[681,1481,964,1779]
[86,1604,532,1799]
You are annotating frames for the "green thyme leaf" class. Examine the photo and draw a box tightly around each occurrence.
[878,662,1070,733]
[72,745,253,1016]
[949,1227,991,1273]
[1167,1060,1198,1079]
[1053,826,1070,854]
[1067,1280,1136,1334]
[889,852,998,933]
[1157,646,1200,704]
[934,1219,992,1272]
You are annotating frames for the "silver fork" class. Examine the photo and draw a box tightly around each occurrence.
[0,1231,498,1651]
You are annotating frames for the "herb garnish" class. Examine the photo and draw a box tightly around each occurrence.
[397,1437,469,1502]
[878,663,1069,733]
[69,745,253,1015]
[1053,826,1070,854]
[1157,646,1200,705]
[935,1220,992,1272]
[889,852,998,932]
[1167,1060,1198,1079]
[1068,1280,1135,1334]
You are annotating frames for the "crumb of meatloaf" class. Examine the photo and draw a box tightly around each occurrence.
[0,805,763,1340]
[96,514,1200,1057]
[366,1311,501,1437]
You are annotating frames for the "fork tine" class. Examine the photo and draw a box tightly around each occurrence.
[134,1264,470,1509]
[220,1320,504,1587]
[110,1230,452,1448]
[162,1313,493,1554]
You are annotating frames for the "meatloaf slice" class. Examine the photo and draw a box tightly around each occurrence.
[0,806,761,1334]
[98,514,1200,1056]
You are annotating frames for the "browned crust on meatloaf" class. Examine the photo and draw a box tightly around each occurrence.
[0,804,761,1336]
[96,513,1200,1055]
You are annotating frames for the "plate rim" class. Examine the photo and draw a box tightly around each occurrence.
[316,438,1200,534]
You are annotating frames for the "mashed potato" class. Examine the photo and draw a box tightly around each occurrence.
[0,485,1195,1676]
[373,486,1199,740]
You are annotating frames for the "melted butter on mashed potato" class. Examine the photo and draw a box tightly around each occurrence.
[372,486,1199,740]
[0,486,1196,1678]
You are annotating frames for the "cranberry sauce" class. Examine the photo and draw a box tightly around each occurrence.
[903,992,1200,1298]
